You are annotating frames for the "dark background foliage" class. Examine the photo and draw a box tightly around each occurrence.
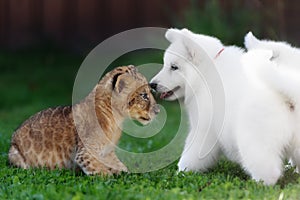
[0,0,299,53]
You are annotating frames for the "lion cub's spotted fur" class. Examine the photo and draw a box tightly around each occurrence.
[9,65,159,175]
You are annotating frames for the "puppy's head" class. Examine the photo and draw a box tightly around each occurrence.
[150,28,218,100]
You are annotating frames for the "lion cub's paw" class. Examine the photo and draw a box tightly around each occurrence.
[110,164,128,174]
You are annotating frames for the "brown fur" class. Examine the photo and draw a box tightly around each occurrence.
[8,65,159,175]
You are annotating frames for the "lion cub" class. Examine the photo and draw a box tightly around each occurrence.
[9,65,159,175]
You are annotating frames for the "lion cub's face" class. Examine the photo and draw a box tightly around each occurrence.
[111,65,160,125]
[127,84,159,125]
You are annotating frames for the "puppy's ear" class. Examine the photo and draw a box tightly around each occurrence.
[244,31,260,50]
[181,35,209,64]
[165,28,182,43]
[112,73,126,93]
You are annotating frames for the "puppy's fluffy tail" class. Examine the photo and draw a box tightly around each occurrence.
[242,49,300,105]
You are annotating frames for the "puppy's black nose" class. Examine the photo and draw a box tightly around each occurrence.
[149,83,158,90]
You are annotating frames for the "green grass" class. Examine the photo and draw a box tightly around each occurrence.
[0,49,300,200]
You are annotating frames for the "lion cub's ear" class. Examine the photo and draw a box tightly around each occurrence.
[112,73,127,93]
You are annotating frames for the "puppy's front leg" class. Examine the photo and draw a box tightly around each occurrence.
[178,129,221,172]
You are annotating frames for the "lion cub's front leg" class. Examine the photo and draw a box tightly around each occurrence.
[74,139,113,175]
[75,149,128,175]
[105,152,128,174]
[74,139,128,175]
[75,146,112,175]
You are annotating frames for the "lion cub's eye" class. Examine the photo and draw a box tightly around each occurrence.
[140,93,149,100]
[170,64,179,71]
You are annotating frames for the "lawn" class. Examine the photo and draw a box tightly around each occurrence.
[0,49,300,200]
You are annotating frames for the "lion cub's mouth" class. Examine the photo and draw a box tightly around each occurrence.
[140,117,150,121]
[137,116,152,126]
[160,86,180,99]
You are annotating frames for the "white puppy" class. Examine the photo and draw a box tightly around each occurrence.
[150,28,295,185]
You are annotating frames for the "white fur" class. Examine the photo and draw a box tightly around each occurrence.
[150,28,297,185]
[244,33,300,173]
[244,31,300,71]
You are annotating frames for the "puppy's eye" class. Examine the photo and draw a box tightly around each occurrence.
[140,93,149,100]
[171,64,179,71]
